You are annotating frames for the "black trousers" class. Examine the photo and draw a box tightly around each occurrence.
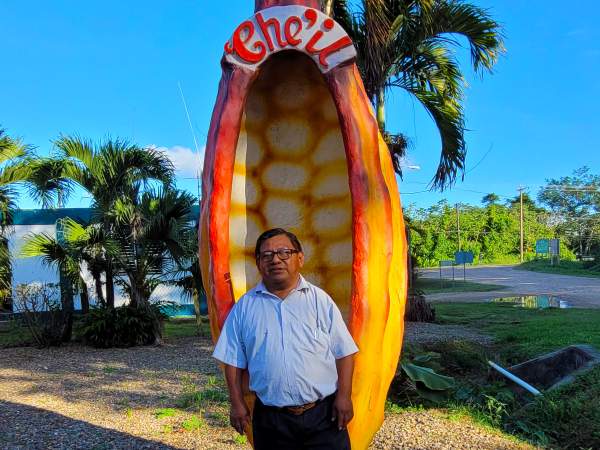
[253,393,351,450]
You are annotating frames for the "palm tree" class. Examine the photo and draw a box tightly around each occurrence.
[482,193,500,206]
[108,188,196,308]
[21,218,118,339]
[331,0,504,188]
[33,136,175,308]
[168,228,206,327]
[0,129,33,310]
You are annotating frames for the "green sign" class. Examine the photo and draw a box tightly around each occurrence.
[536,239,549,253]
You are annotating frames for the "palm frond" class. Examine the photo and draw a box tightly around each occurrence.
[411,89,466,189]
[25,157,73,208]
[426,1,505,73]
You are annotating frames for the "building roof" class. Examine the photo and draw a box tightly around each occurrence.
[13,205,200,226]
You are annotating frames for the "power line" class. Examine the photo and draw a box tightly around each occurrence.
[465,144,494,174]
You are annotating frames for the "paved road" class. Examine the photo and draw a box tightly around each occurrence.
[420,265,600,308]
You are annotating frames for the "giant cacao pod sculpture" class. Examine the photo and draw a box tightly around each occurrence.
[199,1,408,448]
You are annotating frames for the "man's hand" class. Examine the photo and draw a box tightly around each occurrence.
[229,399,251,435]
[332,393,354,430]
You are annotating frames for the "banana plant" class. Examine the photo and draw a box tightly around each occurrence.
[401,352,455,402]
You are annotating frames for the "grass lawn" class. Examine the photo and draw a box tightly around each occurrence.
[435,302,600,362]
[395,302,600,448]
[0,322,34,348]
[517,259,600,278]
[0,316,210,348]
[414,277,506,294]
[163,317,210,340]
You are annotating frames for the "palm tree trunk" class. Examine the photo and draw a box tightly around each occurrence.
[105,259,115,308]
[79,276,90,314]
[59,271,74,342]
[376,88,386,132]
[91,270,105,306]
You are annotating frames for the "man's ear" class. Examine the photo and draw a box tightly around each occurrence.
[298,252,304,268]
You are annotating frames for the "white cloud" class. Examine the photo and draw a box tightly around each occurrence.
[153,145,205,178]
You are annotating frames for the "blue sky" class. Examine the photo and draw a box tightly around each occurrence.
[2,1,599,210]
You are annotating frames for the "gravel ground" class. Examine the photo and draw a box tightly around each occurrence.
[403,322,494,346]
[0,330,534,450]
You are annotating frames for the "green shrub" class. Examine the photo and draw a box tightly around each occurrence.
[155,408,178,419]
[13,283,68,347]
[181,415,205,432]
[79,304,167,348]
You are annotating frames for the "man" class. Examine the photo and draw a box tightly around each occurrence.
[213,228,358,449]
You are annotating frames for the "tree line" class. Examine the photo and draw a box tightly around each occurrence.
[406,167,600,267]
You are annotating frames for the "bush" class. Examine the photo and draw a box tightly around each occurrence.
[79,303,167,348]
[13,283,68,347]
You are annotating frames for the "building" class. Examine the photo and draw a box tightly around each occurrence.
[8,208,206,316]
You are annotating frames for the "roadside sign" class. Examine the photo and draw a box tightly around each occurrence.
[549,239,560,255]
[536,239,549,254]
[455,251,474,265]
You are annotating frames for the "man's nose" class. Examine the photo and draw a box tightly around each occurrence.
[270,253,284,263]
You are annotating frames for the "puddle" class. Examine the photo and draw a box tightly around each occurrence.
[491,295,571,309]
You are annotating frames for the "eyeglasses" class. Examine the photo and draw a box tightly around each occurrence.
[258,248,299,262]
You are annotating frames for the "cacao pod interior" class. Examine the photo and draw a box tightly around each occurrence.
[229,51,352,319]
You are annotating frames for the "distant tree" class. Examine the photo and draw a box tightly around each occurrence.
[482,193,500,206]
[405,198,573,266]
[506,192,539,210]
[538,167,600,258]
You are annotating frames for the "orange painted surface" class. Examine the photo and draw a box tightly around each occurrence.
[200,30,407,450]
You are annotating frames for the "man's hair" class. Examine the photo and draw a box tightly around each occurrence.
[255,228,303,260]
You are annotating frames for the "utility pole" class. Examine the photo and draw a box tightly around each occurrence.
[456,203,461,252]
[519,186,524,262]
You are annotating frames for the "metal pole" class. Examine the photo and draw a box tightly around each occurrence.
[457,204,461,252]
[519,187,524,263]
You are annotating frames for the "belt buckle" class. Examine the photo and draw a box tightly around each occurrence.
[285,401,316,415]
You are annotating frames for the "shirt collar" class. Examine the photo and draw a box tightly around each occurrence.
[255,275,310,295]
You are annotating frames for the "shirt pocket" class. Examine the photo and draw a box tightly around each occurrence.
[296,323,330,355]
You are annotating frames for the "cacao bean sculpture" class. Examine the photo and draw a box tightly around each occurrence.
[200,1,408,448]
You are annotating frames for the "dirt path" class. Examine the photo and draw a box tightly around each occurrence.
[0,336,535,449]
[421,265,600,308]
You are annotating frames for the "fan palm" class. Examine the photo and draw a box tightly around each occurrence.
[0,129,33,309]
[32,136,176,308]
[108,187,196,308]
[168,228,206,326]
[21,218,119,339]
[331,0,504,189]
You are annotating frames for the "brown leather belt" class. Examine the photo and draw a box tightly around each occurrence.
[283,401,317,415]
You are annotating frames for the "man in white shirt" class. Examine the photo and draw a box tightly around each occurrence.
[213,228,358,449]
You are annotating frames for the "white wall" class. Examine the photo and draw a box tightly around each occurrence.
[9,224,191,310]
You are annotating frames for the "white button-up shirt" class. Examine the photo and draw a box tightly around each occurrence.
[212,276,358,407]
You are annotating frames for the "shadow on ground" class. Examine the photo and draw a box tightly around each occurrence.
[0,337,221,411]
[0,400,181,449]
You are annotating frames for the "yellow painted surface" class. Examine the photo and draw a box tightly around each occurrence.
[228,52,353,318]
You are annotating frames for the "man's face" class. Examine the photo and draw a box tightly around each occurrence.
[257,234,304,288]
